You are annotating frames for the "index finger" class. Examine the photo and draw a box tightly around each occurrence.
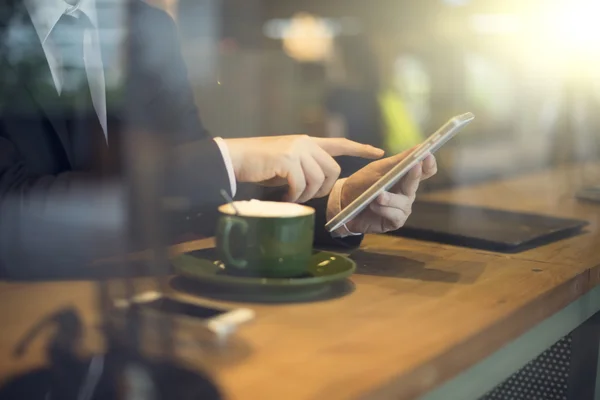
[311,137,384,159]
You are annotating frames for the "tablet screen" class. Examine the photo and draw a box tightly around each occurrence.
[325,112,475,233]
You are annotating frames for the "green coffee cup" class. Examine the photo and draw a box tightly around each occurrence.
[216,200,315,278]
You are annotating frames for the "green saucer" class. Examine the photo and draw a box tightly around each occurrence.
[171,249,356,303]
[172,249,356,290]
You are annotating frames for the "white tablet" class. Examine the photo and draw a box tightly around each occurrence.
[325,112,475,233]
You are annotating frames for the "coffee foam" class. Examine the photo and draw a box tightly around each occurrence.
[219,199,314,218]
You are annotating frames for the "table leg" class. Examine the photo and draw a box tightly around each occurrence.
[560,311,600,400]
[415,284,600,400]
[566,312,600,400]
[596,340,600,400]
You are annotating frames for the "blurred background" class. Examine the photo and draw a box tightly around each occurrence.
[147,0,600,188]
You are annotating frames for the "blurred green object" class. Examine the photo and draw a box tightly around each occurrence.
[379,89,423,154]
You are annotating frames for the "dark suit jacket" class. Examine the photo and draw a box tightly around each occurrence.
[0,1,361,279]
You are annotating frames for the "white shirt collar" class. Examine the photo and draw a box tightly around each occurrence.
[25,0,98,44]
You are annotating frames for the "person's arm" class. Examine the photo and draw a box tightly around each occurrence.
[129,4,385,244]
[0,134,231,279]
[307,195,363,249]
[127,3,235,236]
[0,130,121,278]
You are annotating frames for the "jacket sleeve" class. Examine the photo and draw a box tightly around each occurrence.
[305,196,363,250]
[0,5,233,277]
[0,134,232,279]
[122,3,233,237]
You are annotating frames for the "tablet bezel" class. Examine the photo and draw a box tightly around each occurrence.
[325,112,475,233]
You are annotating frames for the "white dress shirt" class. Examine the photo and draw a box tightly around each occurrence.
[25,0,353,237]
[25,0,107,136]
[24,0,236,196]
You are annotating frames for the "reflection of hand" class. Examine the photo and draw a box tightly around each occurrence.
[340,150,438,234]
[224,135,384,203]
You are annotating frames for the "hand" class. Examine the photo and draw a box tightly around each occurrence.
[224,135,384,203]
[340,150,438,234]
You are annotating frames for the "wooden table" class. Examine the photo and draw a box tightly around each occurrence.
[1,163,599,400]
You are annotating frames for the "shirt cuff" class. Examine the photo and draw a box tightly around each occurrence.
[326,178,362,238]
[213,137,237,197]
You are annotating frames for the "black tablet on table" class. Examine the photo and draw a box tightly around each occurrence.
[390,201,589,253]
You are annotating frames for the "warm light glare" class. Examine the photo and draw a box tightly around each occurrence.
[540,0,600,51]
[467,0,600,76]
[548,0,600,50]
[526,0,600,76]
[469,14,521,35]
[470,1,600,49]
[282,13,334,62]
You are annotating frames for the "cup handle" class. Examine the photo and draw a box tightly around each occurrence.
[221,216,249,269]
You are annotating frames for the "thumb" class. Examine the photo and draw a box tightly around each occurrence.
[370,145,420,171]
[312,137,384,159]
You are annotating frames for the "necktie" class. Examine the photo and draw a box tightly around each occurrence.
[51,12,108,172]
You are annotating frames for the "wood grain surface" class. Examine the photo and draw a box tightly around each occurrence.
[0,163,598,400]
